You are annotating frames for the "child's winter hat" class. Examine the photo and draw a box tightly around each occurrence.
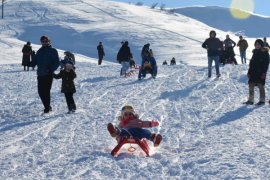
[254,39,264,47]
[121,105,135,113]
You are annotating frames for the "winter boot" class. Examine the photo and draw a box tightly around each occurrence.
[153,134,162,147]
[107,123,119,137]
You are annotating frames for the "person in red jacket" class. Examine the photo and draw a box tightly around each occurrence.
[107,105,162,147]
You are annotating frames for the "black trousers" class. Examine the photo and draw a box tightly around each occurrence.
[98,54,103,65]
[38,75,53,111]
[64,92,76,111]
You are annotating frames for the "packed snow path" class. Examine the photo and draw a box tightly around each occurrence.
[0,62,270,179]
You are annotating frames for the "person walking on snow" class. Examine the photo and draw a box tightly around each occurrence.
[53,62,77,113]
[202,30,223,78]
[117,41,131,77]
[237,36,249,64]
[97,42,105,65]
[244,39,269,105]
[32,35,60,113]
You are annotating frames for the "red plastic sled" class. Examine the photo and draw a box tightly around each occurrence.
[111,136,150,157]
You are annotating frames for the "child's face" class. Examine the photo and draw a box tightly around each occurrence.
[65,64,73,71]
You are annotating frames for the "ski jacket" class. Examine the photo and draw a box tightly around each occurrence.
[33,45,60,76]
[202,37,223,56]
[237,39,249,52]
[53,69,76,93]
[117,44,131,63]
[97,45,105,56]
[248,48,270,85]
[224,38,236,49]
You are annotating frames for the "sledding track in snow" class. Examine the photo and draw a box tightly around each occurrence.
[1,61,270,179]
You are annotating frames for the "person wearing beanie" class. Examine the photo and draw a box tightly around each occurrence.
[202,30,223,78]
[32,35,60,113]
[244,39,270,105]
[53,62,77,113]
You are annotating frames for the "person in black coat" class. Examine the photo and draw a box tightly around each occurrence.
[202,30,223,78]
[117,41,131,76]
[22,41,32,71]
[244,39,270,105]
[97,42,105,65]
[53,62,77,113]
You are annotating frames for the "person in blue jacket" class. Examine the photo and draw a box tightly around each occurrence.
[32,35,60,113]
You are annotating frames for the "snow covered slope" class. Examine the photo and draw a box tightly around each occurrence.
[1,0,239,66]
[0,0,270,179]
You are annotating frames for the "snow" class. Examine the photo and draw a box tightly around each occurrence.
[0,0,270,179]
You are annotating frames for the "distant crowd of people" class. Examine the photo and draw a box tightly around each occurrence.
[202,30,269,105]
[21,31,270,115]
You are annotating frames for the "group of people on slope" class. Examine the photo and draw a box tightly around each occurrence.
[29,36,77,114]
[21,42,36,71]
[202,30,270,105]
[116,41,157,79]
[162,57,176,65]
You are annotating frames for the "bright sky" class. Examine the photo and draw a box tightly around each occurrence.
[113,0,270,16]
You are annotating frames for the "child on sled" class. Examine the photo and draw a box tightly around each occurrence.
[107,105,162,147]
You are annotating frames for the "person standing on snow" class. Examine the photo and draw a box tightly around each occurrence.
[22,41,32,71]
[263,37,270,48]
[97,42,105,65]
[116,41,131,77]
[237,36,249,64]
[244,39,269,105]
[223,34,236,50]
[202,30,223,78]
[32,35,60,113]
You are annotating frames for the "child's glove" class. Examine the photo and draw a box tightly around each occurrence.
[150,121,159,127]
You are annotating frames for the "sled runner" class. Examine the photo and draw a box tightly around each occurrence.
[111,136,150,157]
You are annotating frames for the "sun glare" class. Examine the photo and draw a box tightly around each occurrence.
[230,0,254,19]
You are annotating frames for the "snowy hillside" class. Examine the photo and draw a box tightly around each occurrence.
[0,0,247,66]
[173,6,270,37]
[1,0,270,179]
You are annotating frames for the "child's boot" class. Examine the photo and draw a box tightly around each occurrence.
[150,133,162,147]
[107,123,119,137]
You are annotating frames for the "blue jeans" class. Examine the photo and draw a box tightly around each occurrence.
[121,61,130,75]
[208,56,220,77]
[119,128,151,140]
[240,51,246,64]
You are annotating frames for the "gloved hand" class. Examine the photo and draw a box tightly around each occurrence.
[261,73,266,80]
[150,121,159,127]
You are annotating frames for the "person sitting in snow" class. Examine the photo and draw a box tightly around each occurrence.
[53,62,77,113]
[170,57,176,65]
[107,105,162,147]
[162,60,168,65]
